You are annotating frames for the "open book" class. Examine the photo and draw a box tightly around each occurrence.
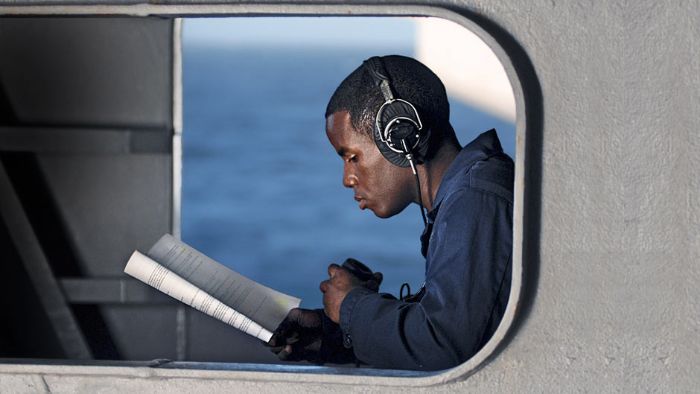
[124,234,301,343]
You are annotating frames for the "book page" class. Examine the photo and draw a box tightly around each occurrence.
[124,251,273,342]
[147,234,301,333]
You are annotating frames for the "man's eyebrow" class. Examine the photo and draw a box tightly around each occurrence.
[336,148,346,157]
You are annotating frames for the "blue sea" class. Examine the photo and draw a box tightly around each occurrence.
[181,44,515,308]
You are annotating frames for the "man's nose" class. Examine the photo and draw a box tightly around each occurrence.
[343,165,357,188]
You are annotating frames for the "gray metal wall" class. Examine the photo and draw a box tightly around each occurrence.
[0,18,177,360]
[0,1,697,392]
[0,16,294,364]
[467,1,698,390]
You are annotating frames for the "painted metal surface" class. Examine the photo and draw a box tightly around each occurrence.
[0,1,697,392]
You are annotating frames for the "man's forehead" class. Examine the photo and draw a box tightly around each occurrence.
[327,111,373,140]
[326,111,375,154]
[326,113,352,154]
[326,110,353,133]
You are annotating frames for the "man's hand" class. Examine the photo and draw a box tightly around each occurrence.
[267,259,381,363]
[267,308,323,363]
[320,258,383,323]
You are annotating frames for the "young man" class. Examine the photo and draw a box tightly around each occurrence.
[268,55,513,371]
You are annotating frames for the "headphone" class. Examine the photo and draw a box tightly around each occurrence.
[363,57,431,171]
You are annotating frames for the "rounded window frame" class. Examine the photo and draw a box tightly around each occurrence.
[0,2,530,387]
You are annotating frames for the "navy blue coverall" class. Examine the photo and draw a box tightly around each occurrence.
[338,129,514,371]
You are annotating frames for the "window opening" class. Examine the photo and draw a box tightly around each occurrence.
[0,10,521,381]
[180,16,515,364]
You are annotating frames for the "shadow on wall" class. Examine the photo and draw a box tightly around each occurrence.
[0,82,17,125]
[461,10,544,355]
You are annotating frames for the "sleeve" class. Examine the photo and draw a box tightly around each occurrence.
[339,188,513,371]
[317,309,357,365]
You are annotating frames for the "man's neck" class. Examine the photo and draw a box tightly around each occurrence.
[415,143,460,212]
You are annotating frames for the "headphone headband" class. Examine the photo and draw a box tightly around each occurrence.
[364,57,395,102]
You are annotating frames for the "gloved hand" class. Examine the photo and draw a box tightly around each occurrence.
[267,258,382,363]
[267,308,324,363]
[321,258,383,323]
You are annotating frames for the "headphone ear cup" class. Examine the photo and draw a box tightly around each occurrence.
[374,125,411,167]
[373,122,431,167]
[414,126,431,163]
[373,100,430,167]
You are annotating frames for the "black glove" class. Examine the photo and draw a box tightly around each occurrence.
[267,308,324,363]
[267,308,357,364]
[267,258,382,364]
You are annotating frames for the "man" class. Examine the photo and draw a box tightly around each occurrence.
[268,55,513,371]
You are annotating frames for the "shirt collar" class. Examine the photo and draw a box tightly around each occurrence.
[428,129,504,219]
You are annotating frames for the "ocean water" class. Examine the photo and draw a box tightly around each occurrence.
[181,45,515,308]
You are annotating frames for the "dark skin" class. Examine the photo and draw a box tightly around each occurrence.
[319,263,364,322]
[321,110,460,323]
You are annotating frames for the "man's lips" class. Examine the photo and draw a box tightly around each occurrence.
[354,195,367,210]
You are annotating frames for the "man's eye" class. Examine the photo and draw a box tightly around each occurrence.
[347,155,358,163]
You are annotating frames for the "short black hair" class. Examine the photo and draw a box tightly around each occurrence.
[325,55,458,160]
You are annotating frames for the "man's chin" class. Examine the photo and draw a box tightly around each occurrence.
[369,206,398,219]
